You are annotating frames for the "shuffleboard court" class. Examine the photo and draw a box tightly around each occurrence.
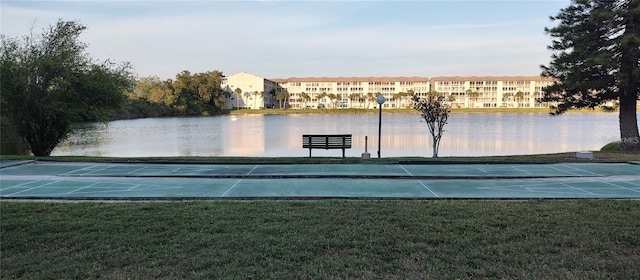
[1,161,639,199]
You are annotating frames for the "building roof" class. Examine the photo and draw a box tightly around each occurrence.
[270,76,430,83]
[270,76,559,83]
[430,76,556,82]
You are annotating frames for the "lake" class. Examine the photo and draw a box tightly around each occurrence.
[51,113,628,158]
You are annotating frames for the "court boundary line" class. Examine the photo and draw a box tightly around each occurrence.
[512,167,534,175]
[562,183,596,195]
[416,181,439,197]
[545,165,583,176]
[128,184,141,191]
[0,179,47,191]
[59,164,99,176]
[0,160,35,169]
[561,164,603,176]
[597,179,640,194]
[82,165,116,176]
[60,174,598,180]
[67,182,100,194]
[127,166,148,175]
[627,180,640,187]
[399,165,413,176]
[246,165,260,176]
[221,179,243,197]
[5,180,62,197]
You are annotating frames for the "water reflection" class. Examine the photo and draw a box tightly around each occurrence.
[53,113,628,158]
[225,115,265,156]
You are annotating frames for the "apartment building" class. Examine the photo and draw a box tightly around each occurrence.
[271,77,431,109]
[431,76,557,108]
[221,72,280,109]
[222,72,557,109]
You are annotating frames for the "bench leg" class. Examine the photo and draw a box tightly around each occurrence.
[342,148,345,158]
[309,148,312,158]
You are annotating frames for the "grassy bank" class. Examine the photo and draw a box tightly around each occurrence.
[2,150,639,164]
[229,107,619,115]
[1,200,638,279]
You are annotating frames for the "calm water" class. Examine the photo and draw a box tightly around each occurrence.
[52,113,629,158]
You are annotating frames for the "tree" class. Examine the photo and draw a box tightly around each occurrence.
[252,91,259,109]
[234,87,242,109]
[275,89,289,109]
[317,92,328,108]
[404,89,416,108]
[447,94,456,103]
[300,92,311,108]
[173,70,197,112]
[267,88,276,108]
[373,92,382,108]
[465,89,480,108]
[413,92,451,158]
[0,20,134,156]
[365,92,376,109]
[392,92,404,108]
[541,0,640,150]
[326,93,338,108]
[192,71,226,110]
[514,91,525,107]
[134,76,161,98]
[503,92,514,107]
[243,91,252,109]
[348,93,361,108]
[135,76,175,106]
[173,70,223,114]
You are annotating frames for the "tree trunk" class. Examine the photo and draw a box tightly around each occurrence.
[618,0,640,150]
[26,133,58,156]
[432,138,439,158]
[619,91,640,150]
[30,145,55,157]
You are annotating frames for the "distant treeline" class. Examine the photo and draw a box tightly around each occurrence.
[114,70,230,120]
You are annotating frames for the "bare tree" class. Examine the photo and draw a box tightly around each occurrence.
[413,93,450,158]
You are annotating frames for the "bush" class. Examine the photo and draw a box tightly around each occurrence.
[600,141,621,151]
[0,117,30,155]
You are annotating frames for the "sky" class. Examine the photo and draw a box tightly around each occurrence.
[1,0,571,80]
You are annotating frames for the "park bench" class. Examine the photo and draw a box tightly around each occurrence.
[302,134,352,158]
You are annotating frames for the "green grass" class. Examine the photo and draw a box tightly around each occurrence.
[231,108,396,115]
[1,152,639,278]
[232,108,552,115]
[229,107,619,115]
[1,200,639,279]
[2,150,638,164]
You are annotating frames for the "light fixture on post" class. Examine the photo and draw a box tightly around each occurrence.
[376,94,386,158]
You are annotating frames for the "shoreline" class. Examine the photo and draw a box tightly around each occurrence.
[227,107,620,115]
[112,107,627,121]
[2,150,639,164]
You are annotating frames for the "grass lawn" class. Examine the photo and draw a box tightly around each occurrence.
[1,200,639,279]
[2,150,639,164]
[228,107,620,115]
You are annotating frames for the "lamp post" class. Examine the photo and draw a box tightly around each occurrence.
[376,94,386,158]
